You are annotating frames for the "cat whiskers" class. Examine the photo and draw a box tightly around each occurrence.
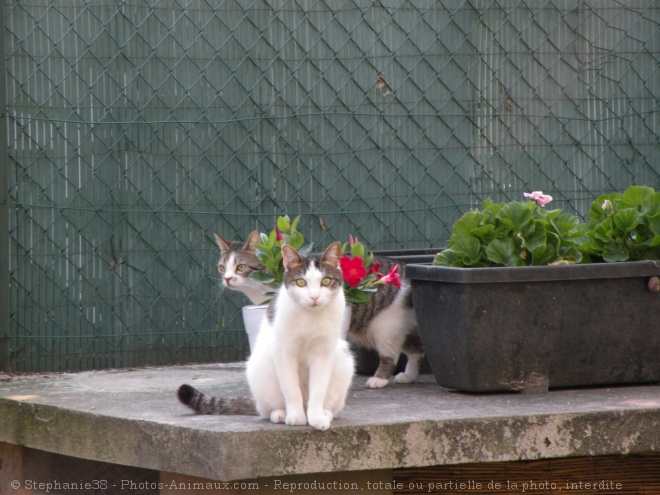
[209,275,228,299]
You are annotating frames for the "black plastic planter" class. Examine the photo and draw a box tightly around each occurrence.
[406,261,660,393]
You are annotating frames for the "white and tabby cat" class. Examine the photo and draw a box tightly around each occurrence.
[179,242,354,431]
[214,232,425,389]
[214,231,270,305]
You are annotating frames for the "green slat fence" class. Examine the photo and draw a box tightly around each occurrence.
[1,0,658,371]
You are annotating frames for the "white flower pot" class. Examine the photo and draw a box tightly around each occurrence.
[241,305,268,352]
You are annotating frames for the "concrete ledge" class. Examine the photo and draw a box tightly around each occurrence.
[0,364,659,481]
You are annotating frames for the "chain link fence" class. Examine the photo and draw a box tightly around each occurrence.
[2,0,658,371]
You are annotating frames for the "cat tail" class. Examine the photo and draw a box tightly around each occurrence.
[177,384,258,415]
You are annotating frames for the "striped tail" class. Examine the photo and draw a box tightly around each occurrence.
[177,384,257,415]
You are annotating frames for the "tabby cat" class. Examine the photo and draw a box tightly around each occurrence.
[214,231,425,389]
[179,242,354,430]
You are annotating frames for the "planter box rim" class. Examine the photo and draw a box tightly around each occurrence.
[373,248,440,256]
[406,260,660,284]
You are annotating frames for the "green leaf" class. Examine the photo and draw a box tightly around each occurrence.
[344,288,372,305]
[276,216,289,233]
[552,213,581,238]
[522,221,546,253]
[568,222,591,243]
[290,215,301,233]
[578,239,601,256]
[532,242,557,265]
[486,238,524,267]
[471,224,496,244]
[481,199,504,217]
[450,211,483,240]
[642,193,660,217]
[613,208,640,232]
[351,243,366,260]
[602,242,629,262]
[481,199,495,210]
[541,231,561,263]
[452,237,482,266]
[646,212,660,236]
[559,244,583,264]
[537,208,563,222]
[254,243,268,253]
[254,247,273,265]
[267,230,277,247]
[264,257,280,270]
[591,218,615,242]
[619,185,654,209]
[496,202,535,232]
[433,250,461,266]
[649,236,660,248]
[288,231,304,250]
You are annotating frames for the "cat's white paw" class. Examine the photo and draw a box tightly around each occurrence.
[270,409,286,423]
[285,412,308,426]
[394,372,417,384]
[307,412,332,431]
[366,377,390,389]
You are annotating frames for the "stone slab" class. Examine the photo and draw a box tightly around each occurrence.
[0,364,658,481]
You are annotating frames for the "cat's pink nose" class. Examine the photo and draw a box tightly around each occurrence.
[310,295,319,302]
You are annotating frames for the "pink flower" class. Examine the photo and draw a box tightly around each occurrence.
[601,199,615,216]
[368,262,381,274]
[378,265,402,289]
[340,256,367,288]
[275,226,284,242]
[524,191,553,207]
[349,234,358,247]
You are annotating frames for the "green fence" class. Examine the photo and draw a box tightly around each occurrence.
[2,0,659,372]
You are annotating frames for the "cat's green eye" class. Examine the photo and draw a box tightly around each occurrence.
[296,279,307,287]
[321,277,332,286]
[218,264,226,273]
[236,264,247,272]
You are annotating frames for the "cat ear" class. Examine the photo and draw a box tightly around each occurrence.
[214,233,231,255]
[281,244,304,271]
[321,241,342,267]
[244,230,261,252]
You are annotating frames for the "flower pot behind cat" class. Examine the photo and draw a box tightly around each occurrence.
[241,305,268,352]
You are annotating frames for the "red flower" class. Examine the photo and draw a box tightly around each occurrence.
[275,226,284,242]
[368,262,381,274]
[340,255,367,288]
[379,265,402,289]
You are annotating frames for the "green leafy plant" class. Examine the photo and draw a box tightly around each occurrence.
[580,185,660,262]
[434,192,588,267]
[249,215,313,291]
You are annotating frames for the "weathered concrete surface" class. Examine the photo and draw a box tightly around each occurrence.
[0,364,658,481]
